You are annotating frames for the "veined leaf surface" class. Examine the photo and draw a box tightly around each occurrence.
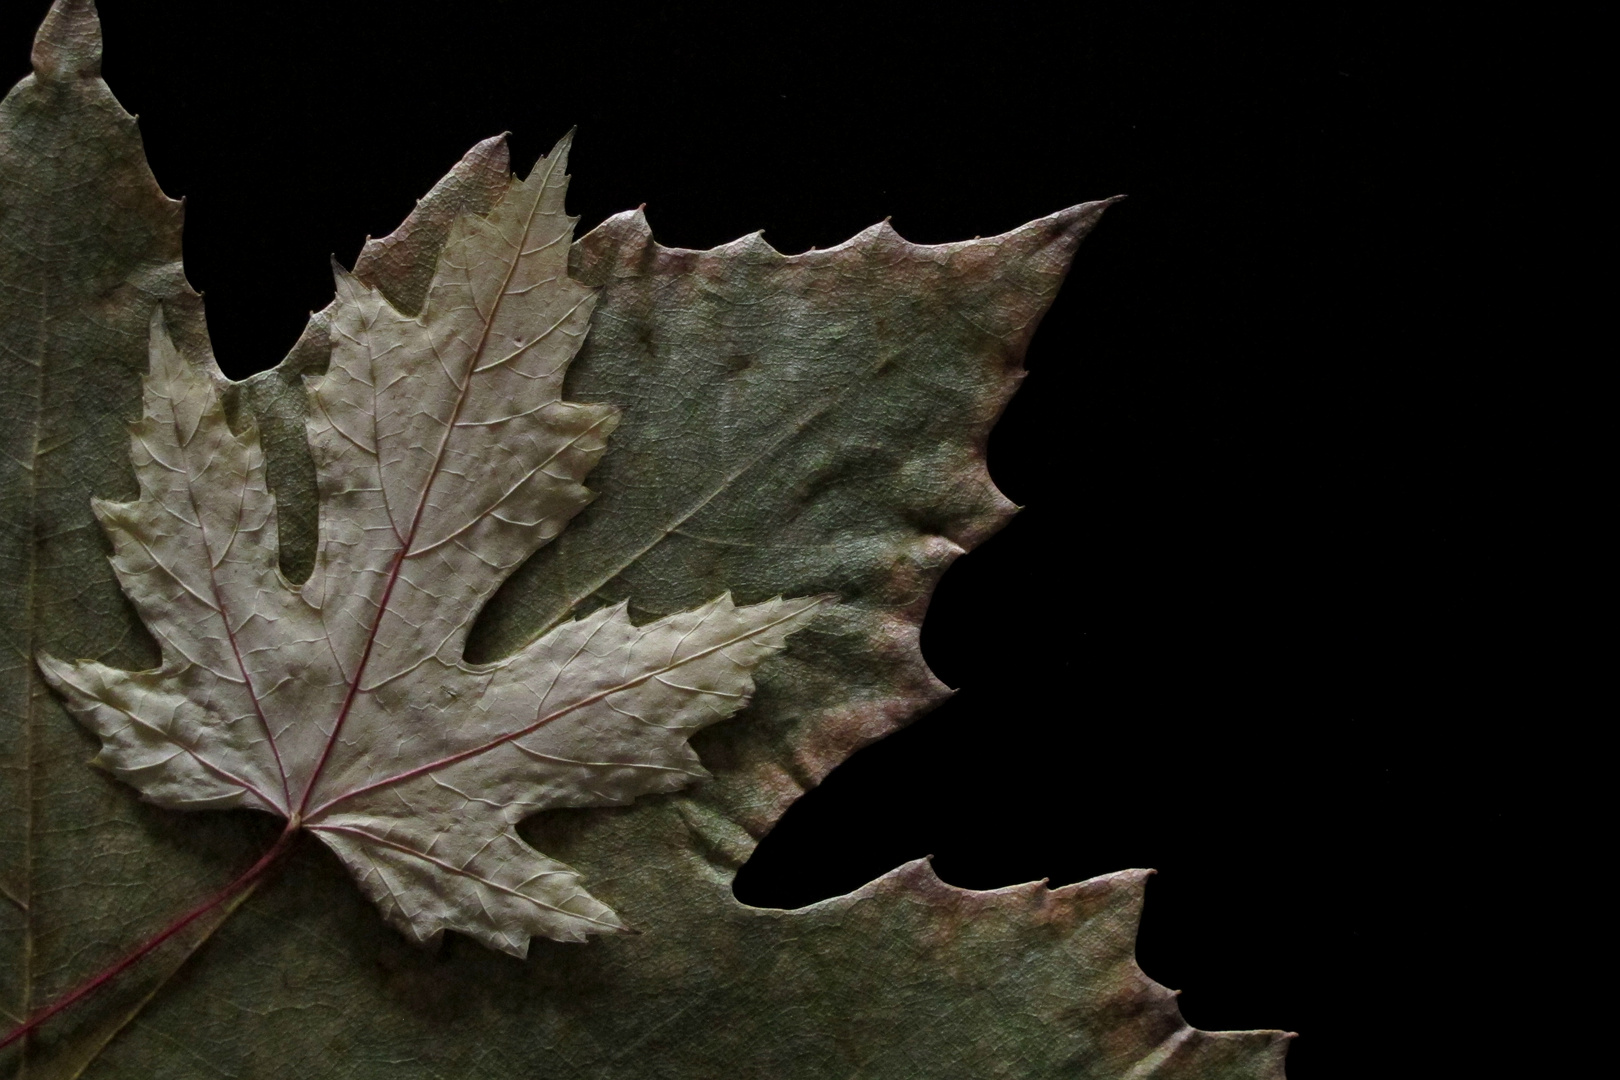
[38,128,827,957]
[1,3,1290,1076]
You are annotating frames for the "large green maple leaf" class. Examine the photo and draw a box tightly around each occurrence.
[0,2,1292,1076]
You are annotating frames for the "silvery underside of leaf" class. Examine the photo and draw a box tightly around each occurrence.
[35,132,827,958]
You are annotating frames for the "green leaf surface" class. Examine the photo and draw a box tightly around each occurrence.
[2,3,1291,1076]
[0,2,266,1074]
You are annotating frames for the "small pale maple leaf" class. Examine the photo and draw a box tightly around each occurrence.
[35,134,825,957]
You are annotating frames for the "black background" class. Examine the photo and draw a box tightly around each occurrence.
[3,4,1494,1077]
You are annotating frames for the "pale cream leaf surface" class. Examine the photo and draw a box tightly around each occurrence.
[36,136,825,958]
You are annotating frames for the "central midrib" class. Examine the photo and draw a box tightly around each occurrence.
[296,152,563,817]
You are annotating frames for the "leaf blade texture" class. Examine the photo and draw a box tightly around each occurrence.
[0,1,259,1071]
[2,2,1292,1075]
[35,130,827,956]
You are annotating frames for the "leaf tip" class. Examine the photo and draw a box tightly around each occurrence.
[33,649,66,681]
[31,0,101,81]
[328,254,361,294]
[464,131,512,178]
[540,127,577,174]
[1060,195,1126,234]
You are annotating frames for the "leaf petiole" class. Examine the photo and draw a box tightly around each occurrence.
[0,822,300,1052]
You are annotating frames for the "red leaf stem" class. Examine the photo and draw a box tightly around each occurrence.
[0,822,300,1052]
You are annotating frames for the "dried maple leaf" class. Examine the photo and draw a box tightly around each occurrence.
[36,130,826,956]
[2,3,1293,1077]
